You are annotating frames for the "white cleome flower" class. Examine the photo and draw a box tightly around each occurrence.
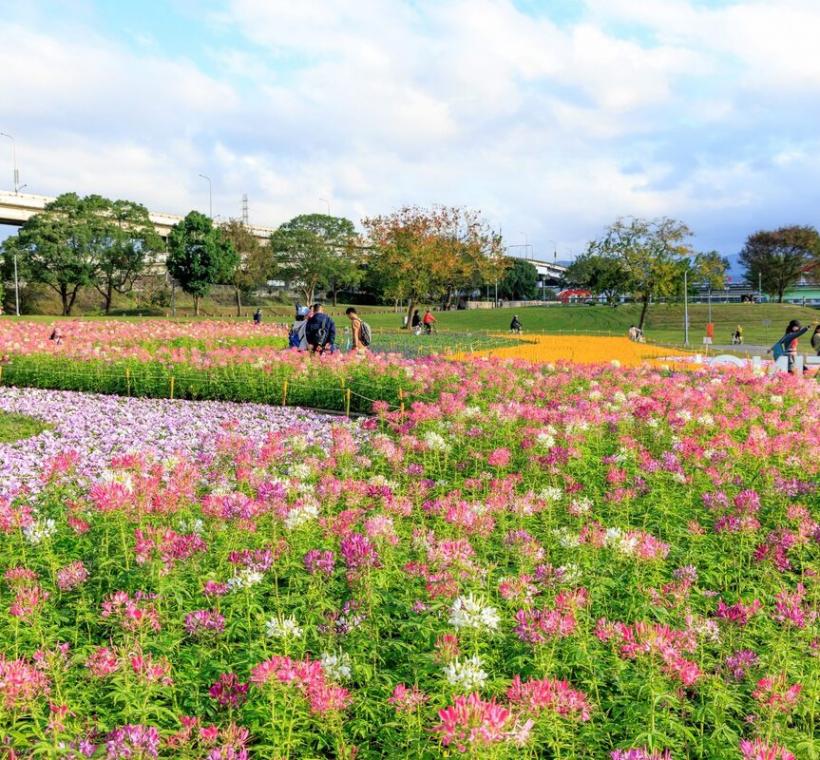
[227,568,264,591]
[284,501,320,530]
[553,527,580,549]
[265,615,303,639]
[444,655,488,691]
[321,650,352,681]
[288,463,313,481]
[23,517,56,545]
[422,431,451,453]
[449,594,499,632]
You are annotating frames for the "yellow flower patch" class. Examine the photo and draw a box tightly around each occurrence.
[454,335,695,367]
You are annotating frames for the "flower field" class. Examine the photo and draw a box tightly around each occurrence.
[0,323,816,759]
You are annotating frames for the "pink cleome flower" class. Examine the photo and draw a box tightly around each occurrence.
[739,738,796,760]
[506,675,591,721]
[0,656,51,710]
[387,683,428,713]
[435,693,512,752]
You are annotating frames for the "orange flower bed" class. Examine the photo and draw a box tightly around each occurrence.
[454,335,694,367]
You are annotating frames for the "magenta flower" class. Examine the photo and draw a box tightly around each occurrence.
[209,673,249,708]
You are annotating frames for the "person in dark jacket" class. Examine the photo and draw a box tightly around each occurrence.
[411,309,421,328]
[305,303,336,354]
[510,315,522,334]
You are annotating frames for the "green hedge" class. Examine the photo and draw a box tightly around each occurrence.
[0,355,418,415]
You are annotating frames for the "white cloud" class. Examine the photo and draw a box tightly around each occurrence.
[1,0,819,260]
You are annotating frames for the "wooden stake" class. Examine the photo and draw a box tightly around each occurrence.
[169,375,175,400]
[282,380,288,406]
[345,387,351,417]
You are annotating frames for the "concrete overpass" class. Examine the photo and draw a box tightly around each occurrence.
[0,190,277,243]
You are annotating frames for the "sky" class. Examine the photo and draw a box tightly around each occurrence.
[2,0,820,266]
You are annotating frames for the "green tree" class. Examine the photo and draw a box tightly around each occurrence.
[498,257,538,300]
[94,199,163,314]
[564,253,631,305]
[589,217,693,330]
[220,219,270,316]
[166,211,238,316]
[2,193,102,315]
[739,226,819,302]
[269,214,359,306]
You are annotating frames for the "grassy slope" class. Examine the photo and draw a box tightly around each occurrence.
[0,411,50,443]
[363,303,819,347]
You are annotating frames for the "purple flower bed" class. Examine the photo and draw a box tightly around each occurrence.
[0,387,358,497]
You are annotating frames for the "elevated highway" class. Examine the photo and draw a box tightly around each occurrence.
[0,191,276,243]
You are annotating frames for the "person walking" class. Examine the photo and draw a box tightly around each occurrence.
[305,303,336,354]
[253,308,262,325]
[345,307,370,351]
[769,319,811,373]
[411,309,421,330]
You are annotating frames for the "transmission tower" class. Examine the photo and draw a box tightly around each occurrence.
[241,194,249,225]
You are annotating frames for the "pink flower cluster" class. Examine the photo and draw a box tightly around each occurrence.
[514,589,588,644]
[507,675,592,721]
[0,655,51,709]
[596,619,701,686]
[250,655,351,714]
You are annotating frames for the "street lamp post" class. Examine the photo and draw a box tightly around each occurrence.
[0,132,20,193]
[319,197,330,215]
[683,269,690,346]
[198,174,212,218]
[13,254,19,316]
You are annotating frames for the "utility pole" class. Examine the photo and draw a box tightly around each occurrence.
[241,194,249,225]
[0,132,20,193]
[758,271,762,302]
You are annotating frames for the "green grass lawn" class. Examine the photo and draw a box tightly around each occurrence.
[0,411,50,443]
[6,302,817,350]
[363,302,819,348]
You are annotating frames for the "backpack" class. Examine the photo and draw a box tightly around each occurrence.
[359,321,372,347]
[305,316,328,347]
[771,340,785,360]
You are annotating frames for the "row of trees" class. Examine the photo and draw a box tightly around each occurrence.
[0,195,508,320]
[566,219,819,329]
[2,193,817,324]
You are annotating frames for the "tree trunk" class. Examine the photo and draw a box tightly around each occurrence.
[332,287,338,307]
[65,286,80,316]
[403,298,415,330]
[104,280,113,315]
[194,295,200,316]
[235,287,242,317]
[637,293,650,331]
[60,284,70,316]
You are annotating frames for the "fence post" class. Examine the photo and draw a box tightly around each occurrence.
[0,365,3,385]
[399,387,405,418]
[282,380,288,406]
[169,375,175,400]
[345,387,352,417]
[125,367,131,396]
